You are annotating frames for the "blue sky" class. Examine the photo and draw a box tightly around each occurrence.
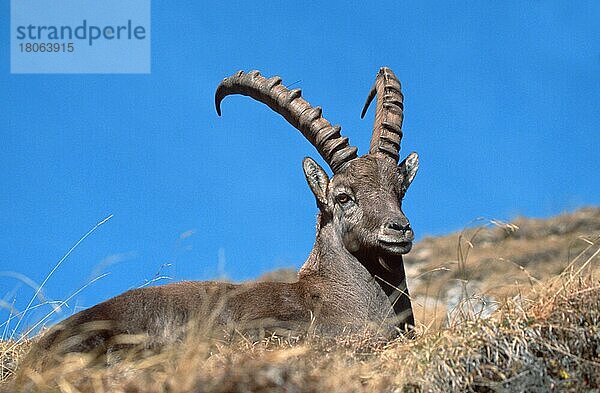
[1,2,599,334]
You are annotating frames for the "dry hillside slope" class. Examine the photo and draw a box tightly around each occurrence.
[406,206,600,326]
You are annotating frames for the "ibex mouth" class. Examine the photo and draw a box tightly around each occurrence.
[377,236,413,255]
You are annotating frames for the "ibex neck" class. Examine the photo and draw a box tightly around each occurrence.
[299,214,414,331]
[299,218,357,277]
[353,250,413,327]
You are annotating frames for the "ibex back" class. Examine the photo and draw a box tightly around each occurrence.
[23,67,419,370]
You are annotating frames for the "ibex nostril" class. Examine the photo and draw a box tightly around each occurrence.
[388,222,402,231]
[387,220,410,232]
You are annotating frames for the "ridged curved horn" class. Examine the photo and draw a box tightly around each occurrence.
[215,70,358,173]
[361,67,404,163]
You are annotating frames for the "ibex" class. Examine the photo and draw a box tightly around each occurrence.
[21,67,419,370]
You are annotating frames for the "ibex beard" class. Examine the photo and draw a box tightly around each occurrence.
[17,67,419,376]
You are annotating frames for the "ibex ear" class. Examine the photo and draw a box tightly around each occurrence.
[302,157,329,208]
[399,152,419,192]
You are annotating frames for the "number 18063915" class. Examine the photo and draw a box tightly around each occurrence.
[19,42,74,53]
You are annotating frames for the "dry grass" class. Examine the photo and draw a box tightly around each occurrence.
[406,207,600,328]
[1,208,599,392]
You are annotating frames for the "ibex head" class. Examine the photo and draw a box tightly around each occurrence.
[303,152,418,259]
[215,67,418,269]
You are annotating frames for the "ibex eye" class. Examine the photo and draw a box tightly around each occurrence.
[336,193,350,204]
